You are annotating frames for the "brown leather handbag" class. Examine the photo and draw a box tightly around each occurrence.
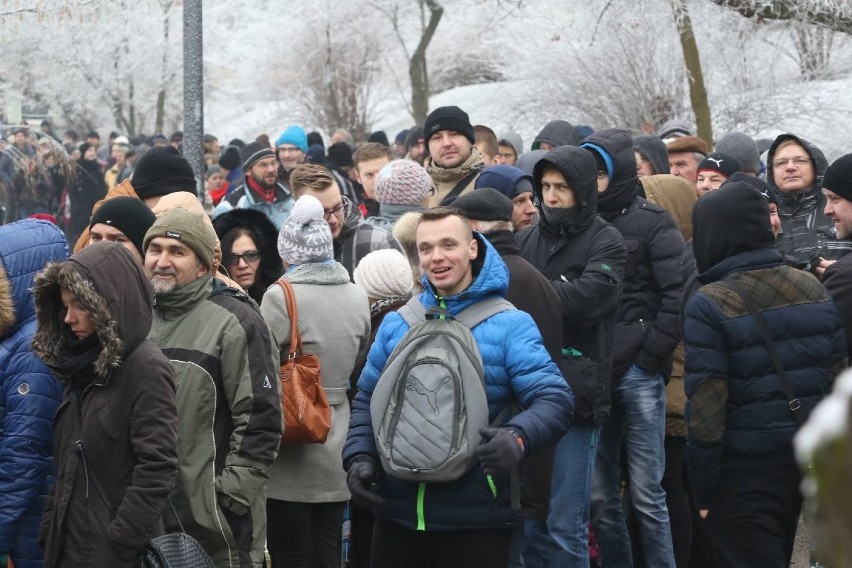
[276,279,331,444]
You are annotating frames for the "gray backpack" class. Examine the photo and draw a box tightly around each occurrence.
[370,296,514,482]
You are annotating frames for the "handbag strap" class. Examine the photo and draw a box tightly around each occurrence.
[725,278,803,425]
[439,169,480,205]
[276,279,303,358]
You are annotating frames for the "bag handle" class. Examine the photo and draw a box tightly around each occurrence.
[725,278,803,425]
[276,279,303,358]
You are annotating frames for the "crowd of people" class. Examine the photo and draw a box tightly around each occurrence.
[0,105,850,568]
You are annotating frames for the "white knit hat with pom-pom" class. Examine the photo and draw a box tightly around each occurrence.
[277,194,333,265]
[353,249,413,300]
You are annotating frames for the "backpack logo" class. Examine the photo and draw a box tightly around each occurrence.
[406,375,450,416]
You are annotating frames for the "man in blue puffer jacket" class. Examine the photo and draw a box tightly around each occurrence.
[343,206,574,568]
[0,219,68,567]
[684,182,846,567]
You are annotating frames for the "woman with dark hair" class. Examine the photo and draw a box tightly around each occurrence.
[213,208,282,303]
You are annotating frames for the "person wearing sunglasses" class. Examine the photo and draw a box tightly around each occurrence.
[213,208,283,304]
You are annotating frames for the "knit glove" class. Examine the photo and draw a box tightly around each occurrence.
[347,456,385,508]
[477,427,526,475]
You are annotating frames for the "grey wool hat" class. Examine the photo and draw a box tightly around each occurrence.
[715,132,761,175]
[277,195,333,265]
[143,207,217,271]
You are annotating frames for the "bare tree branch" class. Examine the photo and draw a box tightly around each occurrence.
[713,0,852,35]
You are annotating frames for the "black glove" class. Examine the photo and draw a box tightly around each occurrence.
[347,457,385,508]
[476,427,526,475]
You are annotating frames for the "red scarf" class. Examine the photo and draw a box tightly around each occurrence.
[246,176,276,204]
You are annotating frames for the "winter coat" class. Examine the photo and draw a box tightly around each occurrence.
[212,208,283,304]
[822,253,852,357]
[767,134,852,261]
[484,229,563,522]
[335,198,403,279]
[343,236,574,531]
[148,274,281,567]
[69,158,108,239]
[641,174,697,436]
[364,203,424,232]
[684,184,846,508]
[583,129,685,379]
[684,249,846,508]
[632,135,670,176]
[425,147,486,207]
[517,145,626,426]
[0,220,67,568]
[532,120,579,150]
[32,242,178,568]
[261,262,370,503]
[213,178,294,230]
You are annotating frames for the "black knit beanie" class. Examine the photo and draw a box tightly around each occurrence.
[132,146,197,199]
[219,146,242,170]
[327,142,354,168]
[697,152,742,179]
[823,153,852,202]
[723,172,777,205]
[423,106,475,145]
[89,196,157,257]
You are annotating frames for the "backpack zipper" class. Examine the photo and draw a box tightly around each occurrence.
[416,483,426,531]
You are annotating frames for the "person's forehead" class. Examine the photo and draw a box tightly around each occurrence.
[278,144,303,152]
[357,157,390,172]
[775,141,807,155]
[417,216,467,240]
[149,236,192,251]
[253,156,278,168]
[669,152,696,163]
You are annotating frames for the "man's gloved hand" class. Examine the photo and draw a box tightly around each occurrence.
[347,457,385,508]
[476,427,526,475]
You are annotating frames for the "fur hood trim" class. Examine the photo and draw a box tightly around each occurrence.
[0,265,14,337]
[32,261,123,380]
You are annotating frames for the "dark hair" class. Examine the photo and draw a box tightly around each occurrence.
[219,227,264,302]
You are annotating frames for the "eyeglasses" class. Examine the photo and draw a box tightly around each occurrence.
[773,156,811,168]
[323,202,346,221]
[229,250,261,265]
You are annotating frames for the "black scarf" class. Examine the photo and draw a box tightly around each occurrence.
[56,327,101,390]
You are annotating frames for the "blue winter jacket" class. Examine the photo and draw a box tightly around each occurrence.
[343,235,574,531]
[684,248,846,508]
[0,219,68,567]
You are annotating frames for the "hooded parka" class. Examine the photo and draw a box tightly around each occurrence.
[33,242,178,568]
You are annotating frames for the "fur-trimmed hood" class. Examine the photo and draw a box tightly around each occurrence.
[32,241,153,380]
[0,219,69,339]
[212,207,283,302]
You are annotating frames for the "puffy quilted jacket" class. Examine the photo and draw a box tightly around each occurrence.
[0,219,68,567]
[343,235,574,531]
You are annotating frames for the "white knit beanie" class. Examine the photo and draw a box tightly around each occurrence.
[353,249,413,300]
[277,194,333,265]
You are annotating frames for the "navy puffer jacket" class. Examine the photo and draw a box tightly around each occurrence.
[0,219,68,567]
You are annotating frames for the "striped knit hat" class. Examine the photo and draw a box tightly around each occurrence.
[375,160,432,206]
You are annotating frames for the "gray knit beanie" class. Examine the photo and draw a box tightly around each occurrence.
[375,160,432,206]
[353,249,413,300]
[277,195,333,265]
[715,132,761,175]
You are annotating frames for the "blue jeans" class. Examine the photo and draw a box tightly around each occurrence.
[523,425,601,568]
[591,365,675,568]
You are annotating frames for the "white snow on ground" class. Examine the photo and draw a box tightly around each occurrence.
[794,368,852,464]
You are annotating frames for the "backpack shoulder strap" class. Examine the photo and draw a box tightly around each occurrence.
[439,169,480,205]
[397,297,428,327]
[454,296,516,329]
